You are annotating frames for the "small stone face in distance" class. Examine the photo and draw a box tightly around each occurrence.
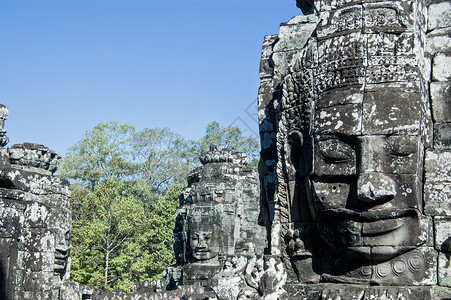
[187,206,221,262]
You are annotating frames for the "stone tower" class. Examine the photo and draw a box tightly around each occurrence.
[0,105,77,299]
[174,147,266,298]
[258,0,451,298]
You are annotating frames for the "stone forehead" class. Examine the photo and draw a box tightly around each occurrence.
[187,206,220,225]
[316,87,364,109]
[313,86,423,135]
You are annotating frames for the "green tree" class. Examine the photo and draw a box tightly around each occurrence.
[145,184,180,276]
[59,121,260,191]
[70,177,153,291]
[58,122,135,188]
[131,128,194,194]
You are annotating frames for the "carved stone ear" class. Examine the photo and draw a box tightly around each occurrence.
[285,131,306,178]
[288,131,304,148]
[283,131,304,180]
[442,237,451,254]
[296,0,315,15]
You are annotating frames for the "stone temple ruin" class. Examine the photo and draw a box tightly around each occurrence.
[1,0,451,299]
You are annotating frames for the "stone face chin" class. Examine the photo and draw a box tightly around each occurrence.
[346,246,414,263]
[315,204,428,263]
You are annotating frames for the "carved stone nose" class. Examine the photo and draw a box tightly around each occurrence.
[357,172,397,202]
[198,238,207,248]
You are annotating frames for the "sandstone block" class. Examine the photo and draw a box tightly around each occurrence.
[424,150,451,216]
[432,52,451,82]
[428,1,451,31]
[438,252,451,287]
[434,217,451,251]
[426,28,451,56]
[434,123,451,147]
[431,82,451,122]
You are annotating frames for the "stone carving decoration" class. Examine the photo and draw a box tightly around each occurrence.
[258,0,451,299]
[172,146,267,298]
[186,206,221,262]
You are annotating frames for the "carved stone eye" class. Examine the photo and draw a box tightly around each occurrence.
[388,137,417,157]
[317,139,355,164]
[390,148,414,157]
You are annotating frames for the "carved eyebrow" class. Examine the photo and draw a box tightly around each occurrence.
[317,139,355,163]
[314,133,357,144]
[386,137,418,156]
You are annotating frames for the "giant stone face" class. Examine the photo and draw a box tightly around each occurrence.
[311,87,428,262]
[259,0,449,296]
[187,206,221,262]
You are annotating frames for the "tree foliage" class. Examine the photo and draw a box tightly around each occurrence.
[62,121,260,291]
[58,122,135,189]
[59,121,259,191]
[131,128,194,194]
[70,178,179,291]
[145,185,180,276]
[71,178,149,291]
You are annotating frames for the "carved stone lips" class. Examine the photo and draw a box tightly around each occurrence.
[358,209,416,222]
[321,207,418,222]
[320,208,419,237]
[194,248,209,253]
[361,217,406,236]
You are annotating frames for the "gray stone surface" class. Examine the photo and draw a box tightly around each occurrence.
[428,1,451,31]
[175,147,267,297]
[431,82,451,123]
[432,53,451,82]
[0,105,9,147]
[424,150,451,216]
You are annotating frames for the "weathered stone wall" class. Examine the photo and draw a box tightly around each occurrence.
[424,5,451,297]
[258,0,451,299]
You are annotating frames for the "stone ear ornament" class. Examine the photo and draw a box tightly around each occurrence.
[442,238,451,254]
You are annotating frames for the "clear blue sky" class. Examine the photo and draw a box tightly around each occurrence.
[0,0,301,156]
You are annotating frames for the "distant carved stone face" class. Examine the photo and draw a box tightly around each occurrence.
[188,211,220,261]
[54,230,71,278]
[310,88,428,262]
